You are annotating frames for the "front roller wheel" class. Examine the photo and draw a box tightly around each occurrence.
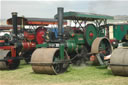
[0,50,20,70]
[0,50,10,69]
[110,48,128,76]
[30,48,69,75]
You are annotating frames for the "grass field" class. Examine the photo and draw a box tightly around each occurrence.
[0,62,128,85]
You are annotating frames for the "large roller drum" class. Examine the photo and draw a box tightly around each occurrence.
[84,24,97,46]
[0,50,10,69]
[110,48,128,76]
[30,48,69,75]
[0,50,20,70]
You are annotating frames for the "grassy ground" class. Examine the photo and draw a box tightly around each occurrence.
[0,62,128,85]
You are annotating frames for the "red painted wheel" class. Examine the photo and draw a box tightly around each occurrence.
[36,27,46,44]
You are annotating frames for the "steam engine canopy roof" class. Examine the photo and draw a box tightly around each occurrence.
[55,11,114,21]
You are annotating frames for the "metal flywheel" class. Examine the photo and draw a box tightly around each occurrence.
[84,24,97,46]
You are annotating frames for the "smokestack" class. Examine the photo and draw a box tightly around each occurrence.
[12,12,18,38]
[57,7,64,39]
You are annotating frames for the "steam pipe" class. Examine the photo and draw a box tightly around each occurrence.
[12,12,18,38]
[57,7,64,40]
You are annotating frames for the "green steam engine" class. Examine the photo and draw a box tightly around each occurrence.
[30,7,113,75]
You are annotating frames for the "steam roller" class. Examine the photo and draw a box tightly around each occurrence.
[110,42,128,76]
[0,12,21,70]
[30,7,114,75]
[31,48,69,74]
[0,12,37,70]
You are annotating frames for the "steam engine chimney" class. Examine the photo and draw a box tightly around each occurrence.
[12,12,18,38]
[57,7,64,40]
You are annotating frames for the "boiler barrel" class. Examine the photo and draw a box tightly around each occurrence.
[110,48,128,76]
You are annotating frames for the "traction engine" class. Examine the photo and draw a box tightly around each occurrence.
[0,12,66,69]
[30,7,113,75]
[0,13,44,69]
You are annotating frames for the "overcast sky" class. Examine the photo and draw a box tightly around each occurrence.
[1,0,128,20]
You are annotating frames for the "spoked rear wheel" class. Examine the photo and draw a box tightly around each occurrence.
[91,37,112,65]
[72,46,89,66]
[22,50,35,64]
